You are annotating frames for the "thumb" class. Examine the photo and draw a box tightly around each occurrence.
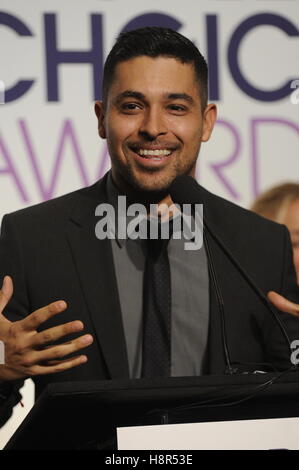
[267,290,299,316]
[0,275,13,315]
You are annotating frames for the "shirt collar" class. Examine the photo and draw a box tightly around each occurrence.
[106,172,133,247]
[106,172,195,247]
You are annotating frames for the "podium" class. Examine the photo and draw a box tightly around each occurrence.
[5,369,299,449]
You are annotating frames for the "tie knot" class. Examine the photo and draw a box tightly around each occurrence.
[146,217,174,239]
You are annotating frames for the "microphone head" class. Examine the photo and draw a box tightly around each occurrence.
[169,175,203,205]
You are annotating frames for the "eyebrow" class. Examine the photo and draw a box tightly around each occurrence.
[113,90,195,105]
[114,90,145,104]
[166,93,195,105]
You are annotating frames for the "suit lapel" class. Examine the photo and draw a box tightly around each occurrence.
[66,176,129,378]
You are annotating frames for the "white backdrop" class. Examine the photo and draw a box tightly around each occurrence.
[0,0,298,448]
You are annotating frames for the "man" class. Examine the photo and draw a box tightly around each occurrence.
[0,27,299,425]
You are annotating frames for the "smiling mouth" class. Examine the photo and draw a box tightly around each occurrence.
[130,147,174,161]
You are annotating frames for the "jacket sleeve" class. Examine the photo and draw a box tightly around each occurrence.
[0,214,30,321]
[0,214,30,426]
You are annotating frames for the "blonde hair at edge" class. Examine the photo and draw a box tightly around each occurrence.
[251,182,299,285]
[251,183,299,223]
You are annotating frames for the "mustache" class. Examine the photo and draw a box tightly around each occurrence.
[127,141,179,150]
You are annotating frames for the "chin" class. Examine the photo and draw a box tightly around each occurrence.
[130,171,176,195]
[114,161,195,196]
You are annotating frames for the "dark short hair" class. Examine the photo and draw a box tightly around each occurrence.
[102,27,208,110]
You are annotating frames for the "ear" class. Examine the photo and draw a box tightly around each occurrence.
[201,103,217,142]
[94,101,106,139]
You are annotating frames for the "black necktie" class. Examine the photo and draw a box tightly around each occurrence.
[141,220,172,377]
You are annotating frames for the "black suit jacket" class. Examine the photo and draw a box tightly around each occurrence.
[1,173,299,404]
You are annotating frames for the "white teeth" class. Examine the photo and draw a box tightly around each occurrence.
[138,149,172,157]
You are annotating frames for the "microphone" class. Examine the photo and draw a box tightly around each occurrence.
[170,174,205,205]
[169,175,292,374]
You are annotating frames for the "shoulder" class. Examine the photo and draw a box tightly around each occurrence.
[200,184,286,238]
[199,185,291,277]
[2,177,107,230]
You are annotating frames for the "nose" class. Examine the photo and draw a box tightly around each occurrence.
[139,107,167,140]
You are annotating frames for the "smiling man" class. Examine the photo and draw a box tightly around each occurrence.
[0,27,299,429]
[95,54,216,197]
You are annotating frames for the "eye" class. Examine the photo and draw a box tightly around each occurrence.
[120,102,142,112]
[168,104,187,113]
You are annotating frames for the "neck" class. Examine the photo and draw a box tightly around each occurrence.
[110,171,179,219]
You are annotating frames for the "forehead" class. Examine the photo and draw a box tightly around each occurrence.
[108,56,200,100]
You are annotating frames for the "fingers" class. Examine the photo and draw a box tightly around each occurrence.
[0,276,13,314]
[20,301,68,331]
[27,354,88,376]
[42,356,88,367]
[30,320,84,348]
[0,291,95,380]
[19,334,93,370]
[267,291,299,316]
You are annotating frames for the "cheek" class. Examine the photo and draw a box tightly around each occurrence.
[106,117,137,146]
[169,121,202,150]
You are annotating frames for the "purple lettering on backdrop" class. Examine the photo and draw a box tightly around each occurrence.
[45,14,103,101]
[199,119,241,200]
[0,12,35,102]
[206,15,220,101]
[119,12,182,33]
[19,119,89,201]
[228,13,299,101]
[251,118,299,197]
[0,134,28,201]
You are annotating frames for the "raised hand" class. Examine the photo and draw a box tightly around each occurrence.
[267,290,299,317]
[0,276,93,381]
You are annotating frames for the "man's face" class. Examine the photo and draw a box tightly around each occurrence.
[95,56,216,195]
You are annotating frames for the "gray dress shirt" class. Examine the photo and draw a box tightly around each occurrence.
[106,174,210,378]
